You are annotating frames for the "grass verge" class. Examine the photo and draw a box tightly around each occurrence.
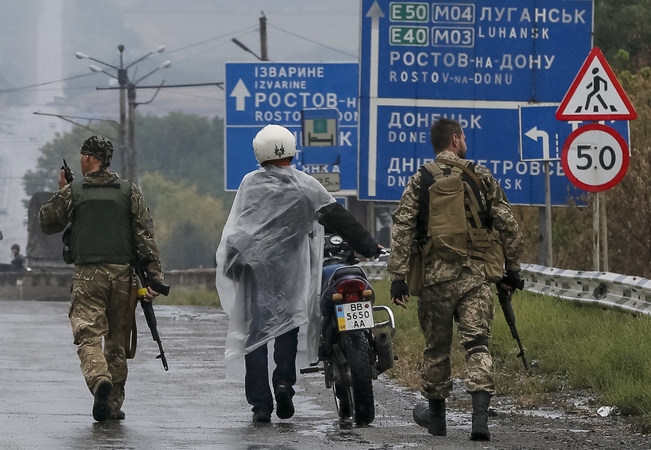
[154,287,221,308]
[371,278,651,431]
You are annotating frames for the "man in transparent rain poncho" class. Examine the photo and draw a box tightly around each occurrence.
[215,125,381,423]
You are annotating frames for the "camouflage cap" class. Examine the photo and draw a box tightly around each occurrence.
[80,135,114,167]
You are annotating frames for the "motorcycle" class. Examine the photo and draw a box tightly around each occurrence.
[301,234,396,425]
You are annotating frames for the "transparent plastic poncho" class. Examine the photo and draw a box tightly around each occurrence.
[215,165,335,380]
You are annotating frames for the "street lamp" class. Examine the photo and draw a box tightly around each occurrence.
[231,38,264,61]
[76,44,170,183]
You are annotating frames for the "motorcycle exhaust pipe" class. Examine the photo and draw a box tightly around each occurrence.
[375,331,394,374]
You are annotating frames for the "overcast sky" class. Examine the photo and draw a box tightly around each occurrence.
[1,0,363,116]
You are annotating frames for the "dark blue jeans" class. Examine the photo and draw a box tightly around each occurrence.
[244,327,299,413]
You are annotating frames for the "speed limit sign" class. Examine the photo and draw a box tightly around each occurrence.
[561,124,629,192]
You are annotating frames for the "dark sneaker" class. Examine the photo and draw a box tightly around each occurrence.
[252,411,271,423]
[92,380,112,422]
[275,385,295,419]
[109,409,126,420]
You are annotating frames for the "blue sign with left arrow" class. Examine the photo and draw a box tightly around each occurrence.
[519,104,630,161]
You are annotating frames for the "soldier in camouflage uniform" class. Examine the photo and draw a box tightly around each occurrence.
[38,135,164,422]
[388,118,523,441]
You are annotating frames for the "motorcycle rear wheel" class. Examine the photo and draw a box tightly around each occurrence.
[341,331,375,425]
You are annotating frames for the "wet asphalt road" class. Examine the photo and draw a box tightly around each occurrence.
[1,299,649,450]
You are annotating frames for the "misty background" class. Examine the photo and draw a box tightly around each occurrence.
[0,0,360,263]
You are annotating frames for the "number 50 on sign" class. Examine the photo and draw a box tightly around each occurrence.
[561,124,630,193]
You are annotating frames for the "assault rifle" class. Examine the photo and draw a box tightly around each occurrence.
[61,159,74,183]
[132,260,170,371]
[496,280,530,374]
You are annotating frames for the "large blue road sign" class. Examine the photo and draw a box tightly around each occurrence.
[519,105,630,161]
[367,104,588,205]
[225,62,358,192]
[359,0,594,204]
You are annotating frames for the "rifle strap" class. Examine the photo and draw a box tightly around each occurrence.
[124,272,139,359]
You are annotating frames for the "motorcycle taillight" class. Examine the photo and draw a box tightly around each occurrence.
[333,279,368,302]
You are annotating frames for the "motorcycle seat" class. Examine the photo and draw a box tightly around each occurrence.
[327,266,367,283]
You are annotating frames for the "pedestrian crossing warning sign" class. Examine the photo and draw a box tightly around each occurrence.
[556,47,637,121]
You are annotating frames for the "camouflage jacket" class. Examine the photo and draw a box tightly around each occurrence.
[38,170,164,281]
[387,151,523,286]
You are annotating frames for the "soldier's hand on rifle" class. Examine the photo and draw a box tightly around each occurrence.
[143,286,160,302]
[499,270,524,292]
[390,279,410,309]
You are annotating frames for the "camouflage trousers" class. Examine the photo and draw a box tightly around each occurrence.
[417,268,496,400]
[69,263,132,412]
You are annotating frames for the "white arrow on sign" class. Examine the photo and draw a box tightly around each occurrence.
[525,126,550,160]
[366,0,384,197]
[230,79,251,111]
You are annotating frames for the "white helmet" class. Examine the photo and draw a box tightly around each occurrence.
[252,124,297,163]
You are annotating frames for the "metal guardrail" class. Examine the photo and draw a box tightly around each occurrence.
[360,261,651,316]
[359,262,388,280]
[521,264,651,316]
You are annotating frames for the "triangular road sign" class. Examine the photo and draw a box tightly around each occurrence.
[556,47,637,121]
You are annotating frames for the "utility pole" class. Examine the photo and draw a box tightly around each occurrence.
[117,45,128,178]
[259,12,268,61]
[127,84,137,183]
[232,12,269,61]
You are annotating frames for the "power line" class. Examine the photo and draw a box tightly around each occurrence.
[169,30,258,66]
[156,90,222,101]
[163,25,259,56]
[0,20,356,99]
[0,25,258,97]
[267,23,357,59]
[0,72,97,95]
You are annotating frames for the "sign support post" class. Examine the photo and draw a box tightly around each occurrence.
[544,161,553,267]
[600,193,608,272]
[593,194,600,271]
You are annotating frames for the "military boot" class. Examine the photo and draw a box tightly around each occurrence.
[92,380,112,422]
[109,382,125,420]
[470,391,491,441]
[413,398,446,436]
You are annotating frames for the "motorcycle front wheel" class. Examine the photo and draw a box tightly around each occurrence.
[341,331,375,425]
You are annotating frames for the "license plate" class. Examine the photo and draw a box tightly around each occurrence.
[335,301,375,331]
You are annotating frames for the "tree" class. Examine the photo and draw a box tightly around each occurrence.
[140,172,227,270]
[606,67,651,278]
[595,0,651,70]
[136,113,231,200]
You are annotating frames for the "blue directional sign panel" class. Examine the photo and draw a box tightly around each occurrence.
[519,105,630,161]
[225,62,359,192]
[367,104,590,205]
[359,0,594,204]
